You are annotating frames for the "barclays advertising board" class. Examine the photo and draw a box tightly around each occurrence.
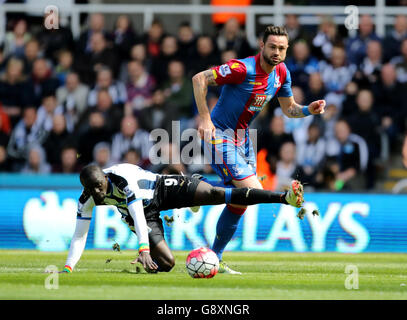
[0,188,407,253]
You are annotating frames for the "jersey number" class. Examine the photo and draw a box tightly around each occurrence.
[164,178,178,186]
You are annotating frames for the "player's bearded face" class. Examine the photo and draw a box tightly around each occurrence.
[262,35,288,66]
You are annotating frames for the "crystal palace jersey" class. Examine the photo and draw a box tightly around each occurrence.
[76,164,159,220]
[210,53,293,135]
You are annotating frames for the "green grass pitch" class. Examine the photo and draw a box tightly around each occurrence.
[1,250,407,300]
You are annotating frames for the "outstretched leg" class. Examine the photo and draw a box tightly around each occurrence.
[192,180,299,207]
[191,178,304,264]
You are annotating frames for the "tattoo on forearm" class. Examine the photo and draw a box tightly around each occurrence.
[287,104,303,118]
[203,70,218,86]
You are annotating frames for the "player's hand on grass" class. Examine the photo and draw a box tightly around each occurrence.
[131,251,158,272]
[198,118,216,142]
[308,100,326,115]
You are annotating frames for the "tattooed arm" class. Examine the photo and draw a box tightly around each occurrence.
[192,70,218,140]
[278,96,326,118]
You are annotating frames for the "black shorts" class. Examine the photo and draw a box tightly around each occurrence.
[125,175,201,249]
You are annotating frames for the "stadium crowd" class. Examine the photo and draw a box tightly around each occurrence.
[0,11,407,192]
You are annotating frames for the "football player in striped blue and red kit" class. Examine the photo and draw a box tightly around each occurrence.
[192,25,326,274]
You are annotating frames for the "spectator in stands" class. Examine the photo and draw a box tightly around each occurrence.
[22,39,41,75]
[187,35,220,77]
[75,32,120,86]
[383,14,407,62]
[331,119,369,190]
[56,72,89,129]
[36,11,74,64]
[42,114,71,166]
[112,15,137,62]
[53,145,82,173]
[54,49,74,86]
[319,45,356,106]
[403,134,407,168]
[119,43,152,82]
[35,94,70,133]
[275,141,305,191]
[129,43,151,70]
[30,58,60,107]
[0,46,5,74]
[21,144,51,174]
[76,13,108,55]
[177,22,196,66]
[312,15,342,61]
[151,35,180,85]
[354,40,383,87]
[87,67,127,107]
[390,38,407,83]
[346,14,381,66]
[148,141,187,174]
[162,60,193,122]
[0,57,34,125]
[346,89,382,189]
[142,19,165,58]
[320,100,340,158]
[92,89,123,134]
[304,72,327,104]
[258,114,295,171]
[3,19,31,58]
[111,115,151,163]
[296,122,326,187]
[216,17,252,59]
[0,106,10,142]
[0,144,10,172]
[373,63,407,139]
[7,107,46,171]
[139,89,175,133]
[285,40,319,91]
[284,14,312,56]
[92,141,115,169]
[123,148,142,166]
[77,110,111,165]
[220,49,237,64]
[0,107,10,171]
[125,60,156,115]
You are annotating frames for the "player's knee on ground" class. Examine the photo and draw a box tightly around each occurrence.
[159,256,175,272]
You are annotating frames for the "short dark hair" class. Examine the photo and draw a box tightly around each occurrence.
[80,164,104,184]
[263,25,289,43]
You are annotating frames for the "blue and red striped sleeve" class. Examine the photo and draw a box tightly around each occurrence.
[211,59,247,85]
[276,64,293,98]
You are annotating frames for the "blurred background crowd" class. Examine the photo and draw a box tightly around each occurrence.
[1,0,407,192]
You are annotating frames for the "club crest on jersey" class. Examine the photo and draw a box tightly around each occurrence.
[274,75,281,88]
[219,64,232,77]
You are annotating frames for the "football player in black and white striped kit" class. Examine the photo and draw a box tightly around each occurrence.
[63,163,304,273]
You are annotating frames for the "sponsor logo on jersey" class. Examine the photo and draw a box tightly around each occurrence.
[230,62,241,69]
[223,168,229,176]
[249,81,263,85]
[249,94,271,112]
[219,64,232,77]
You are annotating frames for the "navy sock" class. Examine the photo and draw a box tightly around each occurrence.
[211,205,243,260]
